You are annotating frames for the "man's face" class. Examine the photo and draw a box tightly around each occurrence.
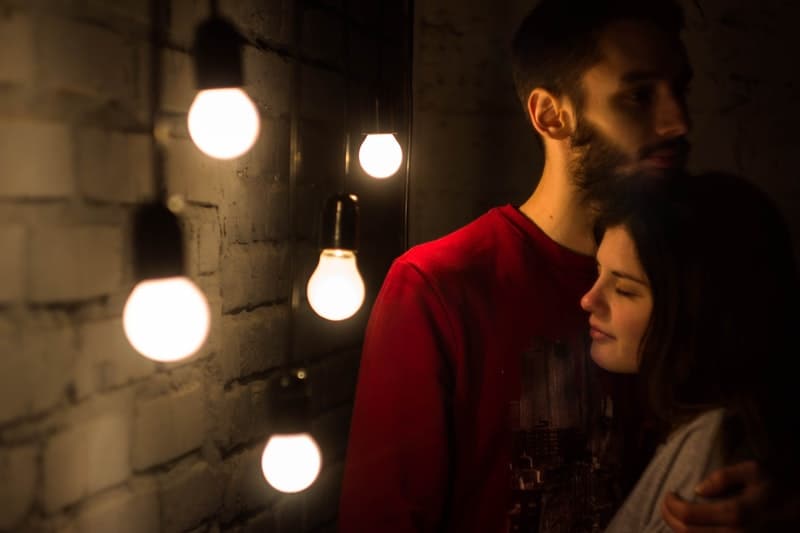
[569,19,692,194]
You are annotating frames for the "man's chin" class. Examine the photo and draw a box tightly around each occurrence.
[626,162,686,178]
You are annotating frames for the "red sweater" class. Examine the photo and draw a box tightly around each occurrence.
[339,205,601,532]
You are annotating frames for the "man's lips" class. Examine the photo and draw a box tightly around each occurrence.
[643,150,681,168]
[589,322,615,341]
[641,145,688,168]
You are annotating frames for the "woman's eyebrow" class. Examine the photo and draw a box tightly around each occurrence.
[610,269,649,286]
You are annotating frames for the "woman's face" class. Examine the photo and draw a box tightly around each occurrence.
[580,225,653,373]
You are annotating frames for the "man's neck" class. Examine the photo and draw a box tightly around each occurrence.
[518,162,597,256]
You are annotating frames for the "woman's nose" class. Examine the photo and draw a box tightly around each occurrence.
[581,284,599,312]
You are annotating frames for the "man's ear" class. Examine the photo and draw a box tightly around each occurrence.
[527,89,574,141]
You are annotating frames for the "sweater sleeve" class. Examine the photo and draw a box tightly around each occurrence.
[338,258,458,532]
[604,409,726,533]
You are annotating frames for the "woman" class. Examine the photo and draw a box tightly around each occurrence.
[580,172,800,531]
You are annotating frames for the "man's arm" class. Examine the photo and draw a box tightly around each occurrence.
[339,260,456,532]
[660,461,766,533]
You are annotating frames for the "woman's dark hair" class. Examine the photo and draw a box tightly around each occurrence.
[593,172,800,485]
[511,0,685,118]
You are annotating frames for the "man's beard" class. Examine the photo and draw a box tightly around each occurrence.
[568,116,690,207]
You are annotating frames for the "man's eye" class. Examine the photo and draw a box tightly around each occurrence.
[627,87,653,104]
[615,288,637,297]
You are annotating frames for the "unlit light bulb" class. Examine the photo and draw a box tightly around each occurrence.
[123,276,210,362]
[306,249,365,321]
[358,133,403,179]
[261,433,322,493]
[187,87,260,159]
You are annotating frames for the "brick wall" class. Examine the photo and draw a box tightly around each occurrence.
[410,0,800,251]
[0,0,410,532]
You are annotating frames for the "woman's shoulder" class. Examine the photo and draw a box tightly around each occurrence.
[604,409,727,533]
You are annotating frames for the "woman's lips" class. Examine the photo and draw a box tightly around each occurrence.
[589,324,615,341]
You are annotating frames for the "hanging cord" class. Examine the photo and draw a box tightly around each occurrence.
[209,0,219,17]
[148,0,167,204]
[402,0,415,250]
[284,0,304,373]
[342,0,352,194]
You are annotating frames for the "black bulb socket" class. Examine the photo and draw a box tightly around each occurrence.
[269,371,312,435]
[132,203,185,281]
[193,16,245,90]
[320,193,359,251]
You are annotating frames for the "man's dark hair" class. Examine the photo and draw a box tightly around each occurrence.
[510,0,685,118]
[593,173,800,491]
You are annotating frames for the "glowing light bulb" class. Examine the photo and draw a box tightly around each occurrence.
[306,249,365,321]
[187,87,260,159]
[261,433,322,493]
[123,276,210,362]
[358,133,403,179]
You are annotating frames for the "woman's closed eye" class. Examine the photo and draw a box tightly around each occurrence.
[615,287,639,298]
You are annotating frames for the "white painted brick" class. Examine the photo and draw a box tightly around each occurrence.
[220,307,287,383]
[76,479,159,533]
[77,129,154,204]
[215,380,269,450]
[134,43,152,125]
[264,184,289,241]
[0,445,37,530]
[132,384,206,470]
[86,0,150,23]
[14,323,76,419]
[29,225,122,302]
[220,243,289,312]
[39,18,137,103]
[43,413,131,512]
[197,220,221,273]
[0,225,26,302]
[75,319,156,398]
[0,11,35,85]
[0,121,74,199]
[128,134,156,200]
[221,179,254,244]
[194,273,223,361]
[243,510,275,533]
[182,207,222,277]
[219,245,252,312]
[223,180,287,246]
[306,462,345,531]
[24,322,75,414]
[43,426,86,512]
[165,139,230,206]
[169,0,211,50]
[86,414,131,494]
[222,0,291,46]
[160,461,223,533]
[312,404,352,462]
[0,329,26,424]
[221,447,270,523]
[242,48,291,118]
[161,48,195,113]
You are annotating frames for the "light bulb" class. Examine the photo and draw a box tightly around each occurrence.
[187,87,260,159]
[123,276,210,362]
[358,133,403,179]
[261,433,322,493]
[306,249,365,321]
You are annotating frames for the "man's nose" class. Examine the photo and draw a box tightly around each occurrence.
[654,89,690,139]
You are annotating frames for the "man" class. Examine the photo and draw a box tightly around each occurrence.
[339,1,762,531]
